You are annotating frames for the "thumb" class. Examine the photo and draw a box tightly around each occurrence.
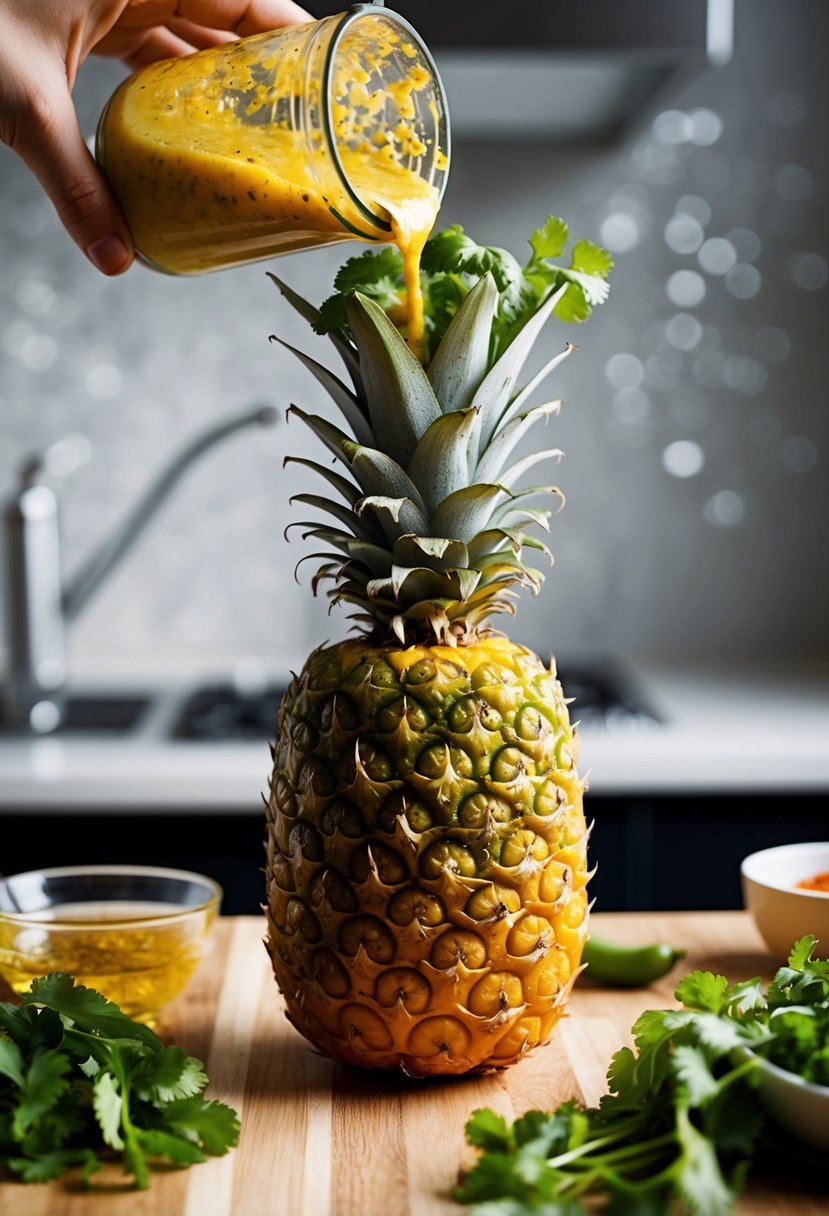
[14,80,134,275]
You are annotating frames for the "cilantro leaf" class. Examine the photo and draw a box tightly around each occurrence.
[465,1108,513,1152]
[92,1071,125,1150]
[530,216,569,260]
[513,1107,574,1155]
[570,239,614,278]
[675,971,730,1014]
[22,973,161,1049]
[722,977,766,1017]
[1,972,239,1191]
[316,246,404,338]
[671,1045,720,1106]
[557,268,611,309]
[13,1050,70,1139]
[688,1012,747,1057]
[0,1037,25,1087]
[674,1104,734,1216]
[160,1097,240,1156]
[333,245,403,295]
[454,938,829,1216]
[6,1149,101,1184]
[139,1127,207,1165]
[303,212,612,363]
[453,1150,539,1207]
[552,282,593,324]
[788,934,819,970]
[132,1046,208,1103]
[0,1004,34,1051]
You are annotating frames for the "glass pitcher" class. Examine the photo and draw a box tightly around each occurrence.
[96,4,450,275]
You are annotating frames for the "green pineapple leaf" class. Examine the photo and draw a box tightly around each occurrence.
[287,405,353,467]
[472,283,568,451]
[391,535,470,573]
[283,457,363,506]
[407,409,482,514]
[427,273,498,411]
[505,343,575,422]
[269,272,366,398]
[290,494,385,544]
[346,444,429,519]
[497,448,565,493]
[347,294,441,466]
[476,401,562,485]
[266,272,320,327]
[355,495,431,545]
[270,337,373,445]
[431,484,506,543]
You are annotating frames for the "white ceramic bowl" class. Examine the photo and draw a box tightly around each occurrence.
[734,1046,829,1152]
[741,842,829,960]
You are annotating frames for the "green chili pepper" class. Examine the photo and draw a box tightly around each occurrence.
[581,933,686,987]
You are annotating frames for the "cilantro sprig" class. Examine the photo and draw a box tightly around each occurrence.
[0,973,239,1189]
[454,936,828,1216]
[314,215,613,361]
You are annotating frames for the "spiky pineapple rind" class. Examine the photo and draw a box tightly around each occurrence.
[265,637,590,1076]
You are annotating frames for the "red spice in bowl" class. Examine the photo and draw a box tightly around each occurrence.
[796,870,829,893]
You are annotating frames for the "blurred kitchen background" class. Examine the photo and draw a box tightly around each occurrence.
[1,1,827,912]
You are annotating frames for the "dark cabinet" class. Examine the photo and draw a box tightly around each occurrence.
[2,794,827,914]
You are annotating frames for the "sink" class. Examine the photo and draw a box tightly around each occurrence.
[59,695,152,733]
[0,694,152,736]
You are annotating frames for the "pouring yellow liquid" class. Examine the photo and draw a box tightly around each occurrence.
[98,17,445,359]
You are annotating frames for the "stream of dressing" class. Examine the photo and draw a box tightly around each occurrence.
[99,31,441,359]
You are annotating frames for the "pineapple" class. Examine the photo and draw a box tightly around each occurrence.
[265,229,610,1076]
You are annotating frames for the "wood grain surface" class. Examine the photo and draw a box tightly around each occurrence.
[1,911,826,1216]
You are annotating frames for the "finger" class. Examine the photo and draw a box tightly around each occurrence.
[165,17,238,49]
[115,27,199,70]
[175,1,312,37]
[11,80,133,275]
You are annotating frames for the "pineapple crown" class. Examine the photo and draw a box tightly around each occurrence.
[271,219,612,648]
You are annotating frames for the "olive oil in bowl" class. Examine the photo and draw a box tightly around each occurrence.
[0,868,221,1024]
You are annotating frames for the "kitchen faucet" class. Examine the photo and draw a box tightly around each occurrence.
[2,404,278,733]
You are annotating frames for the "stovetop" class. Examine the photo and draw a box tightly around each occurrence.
[171,663,660,742]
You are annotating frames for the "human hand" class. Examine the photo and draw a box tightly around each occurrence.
[0,1,311,275]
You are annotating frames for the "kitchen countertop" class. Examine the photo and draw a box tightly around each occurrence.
[0,910,823,1215]
[1,659,828,808]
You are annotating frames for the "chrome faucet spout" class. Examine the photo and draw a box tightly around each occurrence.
[2,403,278,732]
[63,404,278,620]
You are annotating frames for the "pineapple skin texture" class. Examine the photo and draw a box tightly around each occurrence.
[265,635,590,1077]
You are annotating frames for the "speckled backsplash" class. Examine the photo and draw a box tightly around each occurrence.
[0,1,826,679]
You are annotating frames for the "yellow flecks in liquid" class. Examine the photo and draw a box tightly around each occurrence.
[100,18,443,359]
[0,902,215,1024]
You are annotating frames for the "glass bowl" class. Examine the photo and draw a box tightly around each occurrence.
[0,865,221,1024]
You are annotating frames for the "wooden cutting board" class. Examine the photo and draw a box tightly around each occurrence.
[1,911,825,1216]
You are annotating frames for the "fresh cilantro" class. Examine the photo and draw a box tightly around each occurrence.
[454,937,829,1215]
[317,245,406,337]
[313,215,613,361]
[529,215,569,260]
[0,973,239,1190]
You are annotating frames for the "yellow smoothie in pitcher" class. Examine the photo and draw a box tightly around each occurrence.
[98,22,443,358]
